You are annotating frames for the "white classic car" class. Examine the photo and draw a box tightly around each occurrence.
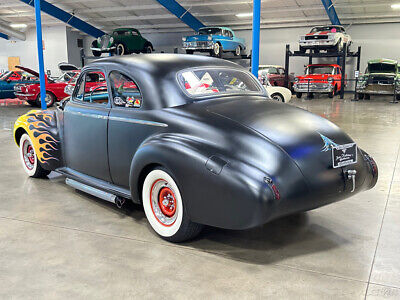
[263,80,292,103]
[299,25,351,53]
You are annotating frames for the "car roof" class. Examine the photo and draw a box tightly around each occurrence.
[259,65,283,69]
[113,28,138,31]
[368,58,398,65]
[313,25,345,29]
[307,64,341,68]
[199,26,232,31]
[86,54,248,110]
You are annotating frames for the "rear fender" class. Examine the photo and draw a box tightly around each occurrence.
[13,110,62,171]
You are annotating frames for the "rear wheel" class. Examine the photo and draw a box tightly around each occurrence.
[142,168,203,242]
[364,94,370,100]
[143,44,152,53]
[271,93,284,102]
[234,45,241,56]
[19,134,50,178]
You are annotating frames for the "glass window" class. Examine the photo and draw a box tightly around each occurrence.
[73,71,108,105]
[178,68,262,98]
[306,66,334,75]
[109,71,142,108]
[278,68,285,75]
[198,27,222,36]
[368,63,397,74]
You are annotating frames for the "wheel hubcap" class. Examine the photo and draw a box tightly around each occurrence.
[45,94,52,105]
[117,45,124,55]
[214,43,220,54]
[23,140,35,170]
[150,179,177,226]
[236,46,240,55]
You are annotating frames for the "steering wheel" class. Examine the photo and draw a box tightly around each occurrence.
[89,85,107,103]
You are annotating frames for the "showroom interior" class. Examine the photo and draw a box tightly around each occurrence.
[0,0,399,298]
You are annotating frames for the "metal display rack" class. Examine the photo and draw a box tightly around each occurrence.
[284,44,361,99]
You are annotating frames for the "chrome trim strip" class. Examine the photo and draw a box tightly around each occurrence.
[109,116,168,127]
[68,111,109,120]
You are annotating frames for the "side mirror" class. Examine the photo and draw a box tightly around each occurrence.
[58,97,69,111]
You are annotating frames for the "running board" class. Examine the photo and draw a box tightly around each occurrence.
[66,178,117,204]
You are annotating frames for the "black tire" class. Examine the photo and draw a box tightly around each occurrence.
[35,92,55,108]
[143,43,153,53]
[233,45,241,56]
[271,93,284,102]
[19,133,50,178]
[299,46,306,53]
[212,42,222,58]
[116,43,126,55]
[296,92,302,99]
[186,50,194,55]
[357,93,365,100]
[364,94,370,100]
[142,167,203,242]
[92,50,101,57]
[396,94,400,101]
[336,39,342,53]
[27,100,38,107]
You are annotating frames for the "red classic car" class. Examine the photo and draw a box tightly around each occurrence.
[258,65,295,90]
[293,64,344,98]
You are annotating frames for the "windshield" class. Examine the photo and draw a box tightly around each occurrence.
[310,26,343,33]
[0,71,12,80]
[198,28,222,35]
[178,68,262,98]
[368,63,397,74]
[259,67,279,75]
[54,72,78,83]
[306,66,334,75]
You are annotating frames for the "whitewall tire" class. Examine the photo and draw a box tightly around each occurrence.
[19,133,50,178]
[142,168,203,242]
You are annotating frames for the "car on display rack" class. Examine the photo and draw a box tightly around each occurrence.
[91,28,154,57]
[258,65,295,90]
[294,64,344,98]
[356,58,400,100]
[14,63,81,107]
[299,25,352,53]
[14,54,378,242]
[182,26,245,57]
[0,68,39,99]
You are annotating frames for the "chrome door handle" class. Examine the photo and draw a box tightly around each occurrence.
[347,170,357,193]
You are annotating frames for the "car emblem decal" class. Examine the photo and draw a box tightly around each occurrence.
[319,133,338,152]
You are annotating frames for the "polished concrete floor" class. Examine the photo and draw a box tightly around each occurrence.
[0,96,399,299]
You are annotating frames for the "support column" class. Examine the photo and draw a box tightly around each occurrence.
[34,0,47,110]
[251,0,261,77]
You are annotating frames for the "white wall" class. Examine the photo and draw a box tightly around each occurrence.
[0,25,83,77]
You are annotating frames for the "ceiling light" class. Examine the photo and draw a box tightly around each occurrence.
[236,12,253,18]
[391,3,400,9]
[10,24,27,28]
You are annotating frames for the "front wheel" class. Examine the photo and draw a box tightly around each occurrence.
[142,168,203,242]
[186,50,194,54]
[19,134,50,178]
[357,93,365,100]
[116,43,126,55]
[92,50,101,57]
[35,92,55,107]
[212,43,222,58]
[27,100,38,107]
[296,92,302,98]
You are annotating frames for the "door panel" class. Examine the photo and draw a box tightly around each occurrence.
[63,70,111,182]
[64,102,111,182]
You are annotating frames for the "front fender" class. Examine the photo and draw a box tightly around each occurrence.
[13,110,62,171]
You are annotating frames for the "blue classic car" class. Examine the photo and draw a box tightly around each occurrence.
[182,27,246,57]
[0,67,39,99]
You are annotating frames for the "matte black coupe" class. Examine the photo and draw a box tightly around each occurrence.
[14,54,378,242]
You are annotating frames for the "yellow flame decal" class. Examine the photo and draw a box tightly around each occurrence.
[14,110,60,166]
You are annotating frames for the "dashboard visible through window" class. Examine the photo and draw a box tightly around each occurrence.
[73,71,107,105]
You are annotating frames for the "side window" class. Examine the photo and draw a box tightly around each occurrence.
[109,71,142,108]
[278,68,285,75]
[73,71,108,105]
[132,30,139,36]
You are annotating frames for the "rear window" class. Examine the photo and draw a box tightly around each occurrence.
[178,68,262,98]
[307,66,334,75]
